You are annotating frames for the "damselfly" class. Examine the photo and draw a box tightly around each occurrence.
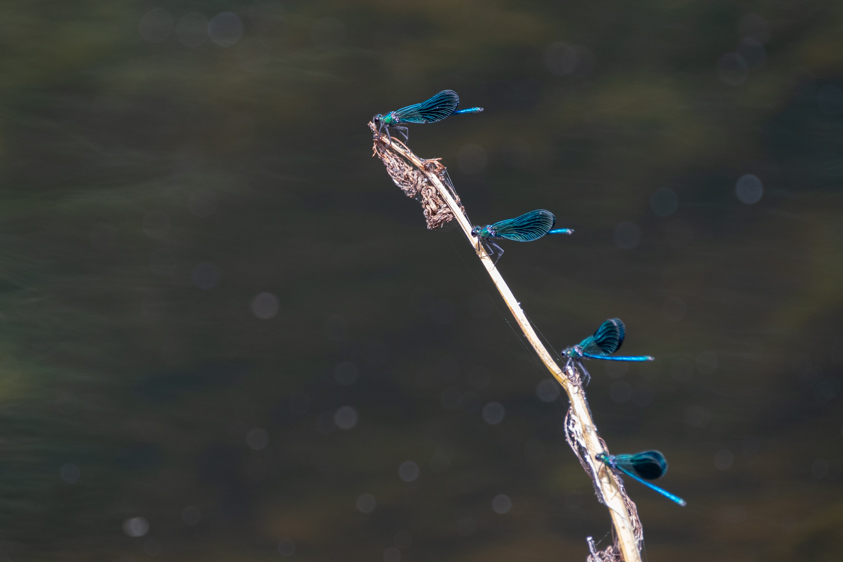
[373,90,483,140]
[597,450,687,506]
[471,209,573,264]
[561,318,653,384]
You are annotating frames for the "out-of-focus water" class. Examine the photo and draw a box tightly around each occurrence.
[1,1,842,560]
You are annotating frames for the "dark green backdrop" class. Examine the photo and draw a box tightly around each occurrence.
[1,1,842,560]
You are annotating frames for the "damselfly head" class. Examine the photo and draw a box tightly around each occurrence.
[373,114,383,125]
[561,345,580,358]
[470,226,479,237]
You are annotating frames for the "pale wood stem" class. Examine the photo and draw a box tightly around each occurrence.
[372,129,642,562]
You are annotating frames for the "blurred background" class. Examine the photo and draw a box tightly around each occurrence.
[1,1,842,560]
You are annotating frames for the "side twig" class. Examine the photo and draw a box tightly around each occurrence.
[370,123,643,562]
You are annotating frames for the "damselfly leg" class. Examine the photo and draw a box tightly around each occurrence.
[479,240,504,265]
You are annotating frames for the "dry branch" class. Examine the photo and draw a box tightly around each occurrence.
[370,123,643,562]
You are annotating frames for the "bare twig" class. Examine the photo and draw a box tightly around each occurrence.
[370,123,643,562]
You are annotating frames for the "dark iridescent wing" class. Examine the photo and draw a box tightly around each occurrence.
[490,209,556,242]
[615,450,668,480]
[579,318,625,356]
[392,90,459,124]
[600,451,686,506]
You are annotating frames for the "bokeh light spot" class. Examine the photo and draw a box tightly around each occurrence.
[334,406,358,430]
[722,505,746,524]
[457,515,475,536]
[278,539,296,556]
[736,174,763,204]
[650,188,678,216]
[737,38,766,70]
[356,493,376,513]
[614,221,641,249]
[246,428,269,450]
[685,405,710,428]
[251,292,279,319]
[545,42,579,75]
[191,262,219,289]
[139,8,173,43]
[324,315,348,341]
[60,463,80,484]
[492,494,512,514]
[123,517,149,537]
[383,547,401,562]
[399,461,420,482]
[535,379,559,402]
[209,12,243,47]
[181,506,201,525]
[482,402,505,425]
[740,14,771,43]
[714,449,734,470]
